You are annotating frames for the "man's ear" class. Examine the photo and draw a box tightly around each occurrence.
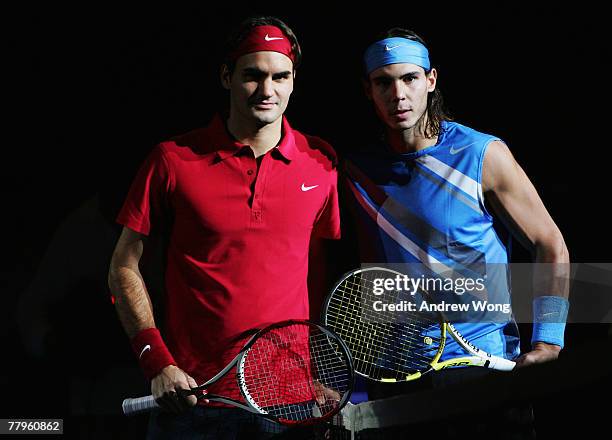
[426,68,437,93]
[220,64,231,90]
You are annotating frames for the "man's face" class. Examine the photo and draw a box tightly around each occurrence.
[223,51,294,127]
[365,63,437,132]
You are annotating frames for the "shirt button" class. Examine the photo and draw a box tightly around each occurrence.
[247,169,254,175]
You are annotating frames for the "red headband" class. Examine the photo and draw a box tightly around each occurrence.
[228,25,295,63]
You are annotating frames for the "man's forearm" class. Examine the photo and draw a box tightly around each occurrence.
[109,263,178,379]
[108,265,156,338]
[529,233,570,350]
[533,233,570,299]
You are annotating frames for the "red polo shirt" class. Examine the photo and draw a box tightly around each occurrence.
[116,114,340,403]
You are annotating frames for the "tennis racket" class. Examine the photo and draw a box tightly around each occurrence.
[322,267,515,383]
[122,320,354,425]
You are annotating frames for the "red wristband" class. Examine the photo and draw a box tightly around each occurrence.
[131,328,176,381]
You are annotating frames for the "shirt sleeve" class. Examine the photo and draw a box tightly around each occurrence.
[312,169,341,239]
[116,145,174,236]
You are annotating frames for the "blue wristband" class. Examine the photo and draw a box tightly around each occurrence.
[531,296,569,348]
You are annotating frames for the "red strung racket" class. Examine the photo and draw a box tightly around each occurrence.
[122,320,354,425]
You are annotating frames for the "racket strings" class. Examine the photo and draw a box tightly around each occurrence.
[240,323,351,423]
[326,271,442,381]
[325,307,437,367]
[325,309,435,371]
[336,277,436,345]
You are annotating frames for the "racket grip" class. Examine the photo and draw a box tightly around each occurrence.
[489,357,516,371]
[122,395,159,415]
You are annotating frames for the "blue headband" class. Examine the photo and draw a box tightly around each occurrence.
[364,37,431,75]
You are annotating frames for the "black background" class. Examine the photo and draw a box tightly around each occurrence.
[2,3,610,438]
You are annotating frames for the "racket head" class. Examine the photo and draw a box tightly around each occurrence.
[236,320,354,425]
[322,267,445,382]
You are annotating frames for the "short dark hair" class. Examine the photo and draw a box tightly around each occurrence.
[366,28,451,138]
[223,16,302,74]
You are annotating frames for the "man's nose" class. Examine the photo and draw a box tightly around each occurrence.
[258,77,274,98]
[390,80,406,101]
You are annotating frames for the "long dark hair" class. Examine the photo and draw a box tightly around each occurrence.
[366,28,451,138]
[222,16,302,74]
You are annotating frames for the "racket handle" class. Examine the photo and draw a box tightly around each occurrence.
[489,356,516,371]
[122,395,159,415]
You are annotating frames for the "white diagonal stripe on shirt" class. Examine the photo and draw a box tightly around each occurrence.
[416,155,480,202]
[347,179,453,274]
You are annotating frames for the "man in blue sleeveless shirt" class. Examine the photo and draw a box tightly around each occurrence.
[342,28,570,438]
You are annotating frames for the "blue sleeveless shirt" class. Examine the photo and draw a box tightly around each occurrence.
[344,121,520,361]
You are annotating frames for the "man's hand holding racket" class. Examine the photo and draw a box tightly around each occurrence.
[152,365,201,413]
[313,381,341,406]
[515,342,561,368]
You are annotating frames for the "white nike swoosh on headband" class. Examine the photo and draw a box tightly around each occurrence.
[139,344,151,359]
[265,34,283,41]
[385,45,402,51]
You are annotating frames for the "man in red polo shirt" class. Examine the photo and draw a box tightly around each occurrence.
[108,16,340,438]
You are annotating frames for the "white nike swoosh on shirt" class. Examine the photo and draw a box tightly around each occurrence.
[139,344,151,359]
[265,34,283,41]
[449,142,478,155]
[301,184,319,191]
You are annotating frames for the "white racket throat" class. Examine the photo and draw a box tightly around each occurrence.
[237,349,268,414]
[447,323,515,371]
